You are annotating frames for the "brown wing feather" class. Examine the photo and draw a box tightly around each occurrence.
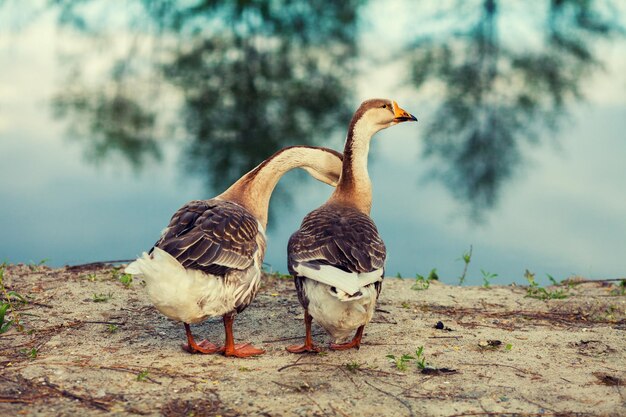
[154,199,260,276]
[289,204,386,307]
[288,204,386,275]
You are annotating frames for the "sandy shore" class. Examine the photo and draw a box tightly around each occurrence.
[0,263,624,416]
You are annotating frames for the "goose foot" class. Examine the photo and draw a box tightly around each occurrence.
[286,343,322,354]
[219,314,265,358]
[220,343,265,358]
[286,310,320,353]
[182,323,219,354]
[329,325,365,351]
[182,339,219,354]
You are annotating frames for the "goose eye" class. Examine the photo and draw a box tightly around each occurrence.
[381,104,387,109]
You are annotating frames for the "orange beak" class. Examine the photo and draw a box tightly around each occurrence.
[392,101,417,123]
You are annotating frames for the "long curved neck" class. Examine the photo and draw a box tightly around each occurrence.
[329,117,378,215]
[217,147,338,228]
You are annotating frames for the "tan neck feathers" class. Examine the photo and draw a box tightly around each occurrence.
[329,115,379,214]
[218,146,342,227]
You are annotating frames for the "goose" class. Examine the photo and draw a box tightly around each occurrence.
[286,99,417,352]
[125,145,343,358]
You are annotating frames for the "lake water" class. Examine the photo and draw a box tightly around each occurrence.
[1,1,625,285]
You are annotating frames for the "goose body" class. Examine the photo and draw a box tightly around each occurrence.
[125,146,343,357]
[287,99,417,352]
[126,200,265,323]
[289,204,385,343]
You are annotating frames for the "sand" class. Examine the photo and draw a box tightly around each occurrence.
[0,263,624,416]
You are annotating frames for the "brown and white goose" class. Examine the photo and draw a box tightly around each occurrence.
[286,99,417,352]
[125,146,343,358]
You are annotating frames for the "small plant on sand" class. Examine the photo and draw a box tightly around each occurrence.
[28,259,49,271]
[387,346,430,372]
[457,245,473,285]
[547,274,559,285]
[603,305,618,321]
[83,273,97,282]
[386,353,414,371]
[136,370,150,382]
[411,269,438,291]
[345,361,362,374]
[111,267,133,286]
[481,269,497,288]
[524,270,568,300]
[118,273,133,288]
[610,280,626,296]
[107,324,119,333]
[0,302,12,334]
[20,347,38,359]
[262,265,291,280]
[0,264,28,333]
[267,271,292,280]
[92,292,113,303]
[414,346,427,370]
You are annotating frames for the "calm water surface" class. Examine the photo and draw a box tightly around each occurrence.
[1,1,625,285]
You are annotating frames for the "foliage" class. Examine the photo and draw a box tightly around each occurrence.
[20,347,38,359]
[481,269,497,288]
[524,269,569,300]
[411,269,439,291]
[345,361,362,373]
[267,271,292,280]
[118,273,133,287]
[28,258,49,271]
[0,264,28,333]
[414,346,427,370]
[610,280,626,296]
[136,370,150,382]
[386,353,414,372]
[92,292,113,303]
[0,302,12,334]
[458,245,473,285]
[387,346,429,371]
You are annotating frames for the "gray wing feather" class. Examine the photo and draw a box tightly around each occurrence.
[288,205,386,275]
[155,199,260,276]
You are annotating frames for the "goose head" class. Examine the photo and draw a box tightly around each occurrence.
[351,98,417,137]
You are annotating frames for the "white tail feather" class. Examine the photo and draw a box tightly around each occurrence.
[124,248,231,322]
[294,263,383,296]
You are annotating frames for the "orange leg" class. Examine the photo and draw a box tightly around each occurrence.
[329,325,365,351]
[286,310,322,353]
[181,323,219,354]
[218,313,265,358]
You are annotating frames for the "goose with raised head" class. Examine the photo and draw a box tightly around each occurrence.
[286,99,417,353]
[125,146,343,358]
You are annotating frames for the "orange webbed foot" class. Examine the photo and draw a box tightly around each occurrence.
[182,339,219,354]
[220,343,265,358]
[329,326,365,351]
[329,340,361,351]
[286,343,322,354]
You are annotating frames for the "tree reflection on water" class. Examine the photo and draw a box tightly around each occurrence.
[50,0,362,212]
[37,0,625,219]
[407,0,623,218]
